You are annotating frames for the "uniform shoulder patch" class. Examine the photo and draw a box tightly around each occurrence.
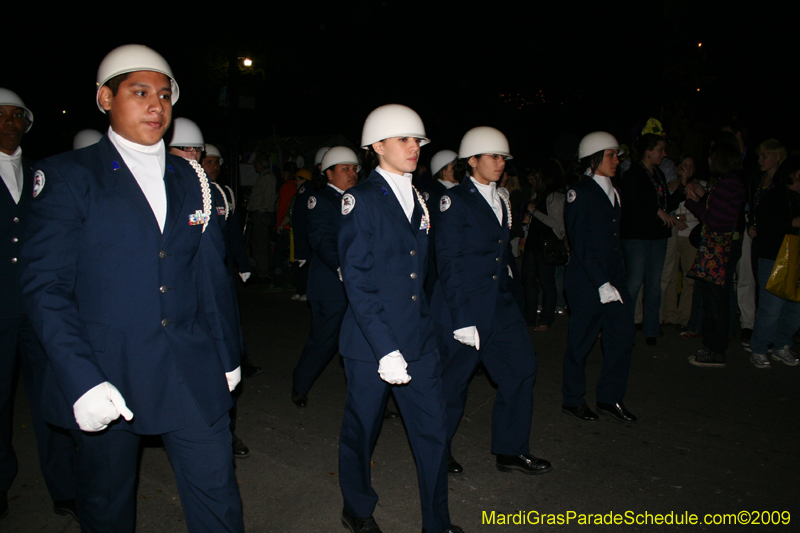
[308,196,317,210]
[341,193,356,215]
[567,189,577,203]
[32,170,45,198]
[440,195,451,212]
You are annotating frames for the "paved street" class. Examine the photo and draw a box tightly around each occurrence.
[6,285,799,532]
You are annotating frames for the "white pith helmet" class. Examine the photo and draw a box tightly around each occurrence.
[321,146,361,172]
[578,131,624,159]
[430,150,458,176]
[96,44,179,113]
[458,127,512,160]
[169,118,204,148]
[314,146,330,166]
[361,104,430,148]
[73,129,103,150]
[0,88,34,132]
[203,143,224,164]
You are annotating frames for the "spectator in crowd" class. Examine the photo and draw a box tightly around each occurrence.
[746,155,800,369]
[685,143,746,367]
[620,133,680,346]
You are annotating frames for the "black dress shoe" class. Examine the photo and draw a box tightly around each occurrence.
[53,498,78,521]
[596,401,637,422]
[447,455,463,475]
[232,433,250,458]
[383,408,399,419]
[646,337,657,346]
[242,363,263,378]
[291,389,308,408]
[342,508,383,533]
[561,404,599,421]
[495,454,552,475]
[1,490,7,519]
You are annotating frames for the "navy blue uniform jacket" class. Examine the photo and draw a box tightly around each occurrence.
[338,170,435,362]
[292,183,313,262]
[20,136,240,434]
[432,180,518,333]
[565,177,626,294]
[307,185,346,302]
[1,157,34,319]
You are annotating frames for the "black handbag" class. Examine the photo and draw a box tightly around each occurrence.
[541,238,569,265]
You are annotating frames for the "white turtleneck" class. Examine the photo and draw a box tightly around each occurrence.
[438,179,456,190]
[470,176,502,224]
[328,183,345,194]
[0,146,23,204]
[376,166,414,222]
[108,127,167,232]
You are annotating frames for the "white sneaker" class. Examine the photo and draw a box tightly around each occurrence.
[771,345,800,366]
[555,307,565,315]
[291,294,301,301]
[750,352,771,369]
[298,294,307,302]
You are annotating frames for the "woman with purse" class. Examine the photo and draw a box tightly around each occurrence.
[684,142,746,367]
[746,155,800,369]
[522,160,566,330]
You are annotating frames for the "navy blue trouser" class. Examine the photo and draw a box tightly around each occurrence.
[70,385,243,533]
[1,316,77,500]
[292,299,347,395]
[562,289,635,407]
[440,315,537,457]
[339,351,450,533]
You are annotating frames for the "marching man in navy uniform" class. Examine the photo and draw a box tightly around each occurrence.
[20,45,244,532]
[1,89,78,521]
[561,132,636,423]
[432,127,551,477]
[291,146,359,407]
[337,104,462,533]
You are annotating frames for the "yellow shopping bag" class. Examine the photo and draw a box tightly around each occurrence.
[766,234,800,302]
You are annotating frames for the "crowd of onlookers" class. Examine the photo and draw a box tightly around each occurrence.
[405,118,798,370]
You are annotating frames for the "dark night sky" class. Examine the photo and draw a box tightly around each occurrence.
[7,3,798,166]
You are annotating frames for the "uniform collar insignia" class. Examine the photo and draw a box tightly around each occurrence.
[111,161,120,170]
[168,164,175,173]
[381,187,388,195]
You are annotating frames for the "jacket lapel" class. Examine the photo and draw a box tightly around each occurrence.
[462,180,502,229]
[100,137,163,237]
[371,171,415,233]
[161,158,188,244]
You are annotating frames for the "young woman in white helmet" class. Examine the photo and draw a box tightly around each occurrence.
[431,126,551,478]
[337,104,462,533]
[561,131,637,423]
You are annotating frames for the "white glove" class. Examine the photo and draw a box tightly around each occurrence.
[598,282,623,304]
[297,260,307,268]
[454,326,481,351]
[239,272,251,283]
[507,264,513,278]
[337,267,343,282]
[378,351,411,384]
[73,382,134,432]
[226,367,242,392]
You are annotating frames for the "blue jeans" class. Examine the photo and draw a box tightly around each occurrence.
[749,258,800,354]
[622,239,668,337]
